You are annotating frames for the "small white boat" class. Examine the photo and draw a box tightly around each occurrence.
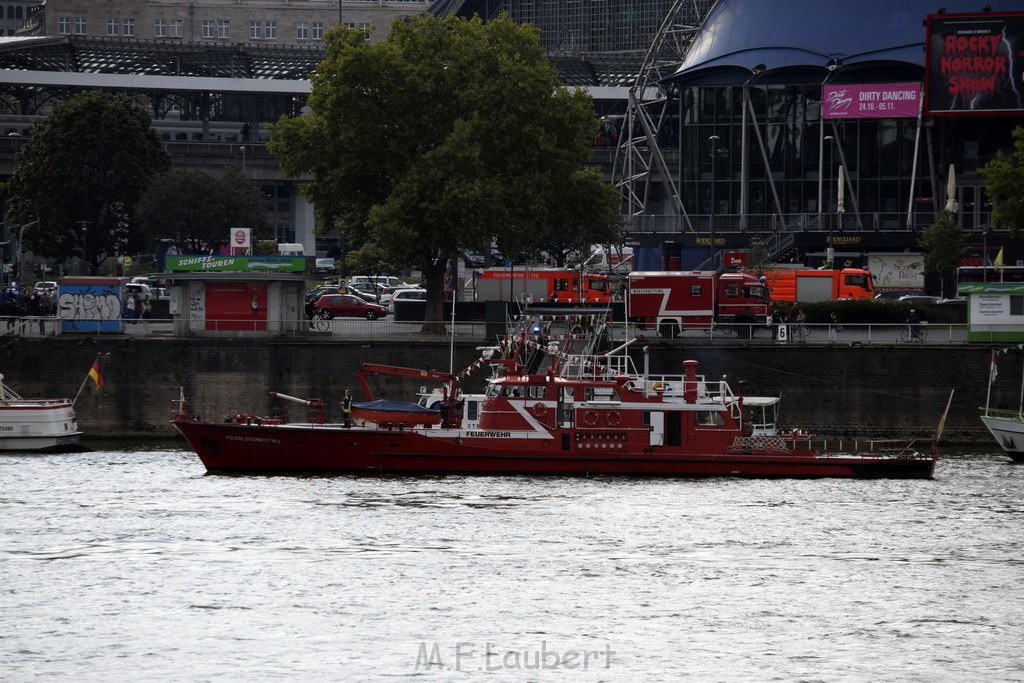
[0,374,83,452]
[980,352,1024,462]
[979,411,1024,462]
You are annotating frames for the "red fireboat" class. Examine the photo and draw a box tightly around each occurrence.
[173,309,940,479]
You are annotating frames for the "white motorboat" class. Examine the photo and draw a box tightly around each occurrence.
[980,351,1024,462]
[0,374,83,452]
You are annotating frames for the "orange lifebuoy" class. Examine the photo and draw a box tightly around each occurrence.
[606,410,621,427]
[532,402,548,418]
[584,410,599,426]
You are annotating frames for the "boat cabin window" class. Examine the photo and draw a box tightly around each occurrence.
[486,385,502,398]
[527,386,547,399]
[695,410,726,426]
[690,284,702,296]
[584,387,616,402]
[502,385,524,398]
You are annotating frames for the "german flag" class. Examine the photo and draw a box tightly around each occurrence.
[88,358,104,390]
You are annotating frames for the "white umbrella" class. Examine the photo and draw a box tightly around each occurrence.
[836,164,845,214]
[946,163,959,213]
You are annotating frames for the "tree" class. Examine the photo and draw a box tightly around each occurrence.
[6,92,170,274]
[269,15,620,328]
[919,210,971,298]
[137,166,268,253]
[980,125,1024,237]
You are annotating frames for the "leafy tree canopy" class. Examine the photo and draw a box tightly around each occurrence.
[7,92,170,273]
[137,166,268,254]
[980,125,1024,238]
[268,14,620,322]
[919,210,971,297]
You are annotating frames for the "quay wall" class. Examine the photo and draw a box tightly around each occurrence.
[0,338,1004,444]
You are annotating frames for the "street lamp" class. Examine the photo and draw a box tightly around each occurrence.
[239,145,246,174]
[824,135,835,266]
[709,134,720,270]
[15,219,39,290]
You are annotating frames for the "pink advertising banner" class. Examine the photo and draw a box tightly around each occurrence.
[822,83,921,119]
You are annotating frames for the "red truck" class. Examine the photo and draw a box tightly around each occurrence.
[627,270,772,339]
[467,268,611,304]
[756,267,874,302]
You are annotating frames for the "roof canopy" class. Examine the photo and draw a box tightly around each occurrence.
[665,0,1023,86]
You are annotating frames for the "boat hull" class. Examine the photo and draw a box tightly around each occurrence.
[0,402,83,453]
[980,414,1024,463]
[174,421,935,479]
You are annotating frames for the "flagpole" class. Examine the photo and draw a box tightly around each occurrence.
[72,353,101,406]
[985,351,995,413]
[1019,351,1023,415]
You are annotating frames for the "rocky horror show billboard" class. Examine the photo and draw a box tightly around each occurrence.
[926,11,1024,116]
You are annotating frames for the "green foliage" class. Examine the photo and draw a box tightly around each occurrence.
[136,166,268,254]
[918,210,971,294]
[744,233,774,273]
[980,126,1024,237]
[268,14,620,323]
[6,92,170,273]
[772,299,946,324]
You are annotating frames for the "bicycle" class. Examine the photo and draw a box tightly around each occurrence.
[900,325,927,343]
[309,311,332,332]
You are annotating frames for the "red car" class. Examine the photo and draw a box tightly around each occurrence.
[314,293,388,320]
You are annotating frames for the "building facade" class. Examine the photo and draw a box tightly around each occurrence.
[22,0,430,45]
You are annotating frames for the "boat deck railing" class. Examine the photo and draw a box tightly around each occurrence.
[980,407,1024,422]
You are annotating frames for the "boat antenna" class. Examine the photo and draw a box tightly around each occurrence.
[448,281,457,374]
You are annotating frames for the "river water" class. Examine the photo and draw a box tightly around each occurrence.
[2,444,1022,682]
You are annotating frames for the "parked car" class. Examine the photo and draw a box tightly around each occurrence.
[874,289,921,300]
[379,284,421,305]
[314,258,338,276]
[349,275,409,290]
[305,282,346,304]
[33,281,57,295]
[387,287,427,314]
[897,295,942,306]
[347,282,387,301]
[314,293,388,320]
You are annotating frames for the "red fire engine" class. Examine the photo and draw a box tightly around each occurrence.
[468,268,611,303]
[627,270,772,338]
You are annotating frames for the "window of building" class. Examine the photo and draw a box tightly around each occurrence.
[154,19,166,37]
[218,20,229,39]
[106,18,118,36]
[74,16,86,34]
[312,21,325,40]
[265,21,276,39]
[123,18,134,37]
[296,22,308,40]
[202,20,213,39]
[249,20,261,39]
[170,19,182,38]
[58,16,70,34]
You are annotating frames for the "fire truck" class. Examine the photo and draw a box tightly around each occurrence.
[757,267,874,302]
[466,268,611,303]
[627,271,772,339]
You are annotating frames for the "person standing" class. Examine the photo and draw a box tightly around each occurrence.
[140,295,152,333]
[126,292,136,321]
[788,304,806,343]
[341,389,354,427]
[828,311,839,344]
